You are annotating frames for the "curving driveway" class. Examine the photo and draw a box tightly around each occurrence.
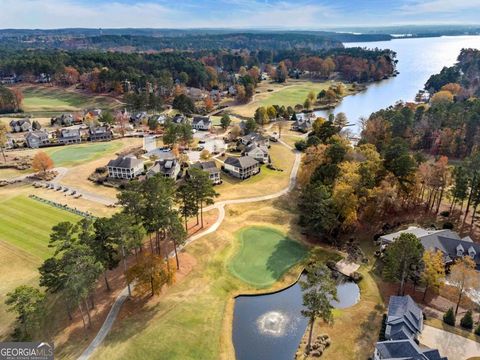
[419,325,480,360]
[78,140,301,360]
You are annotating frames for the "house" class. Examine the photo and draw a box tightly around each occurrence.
[191,116,212,131]
[9,119,32,133]
[239,132,270,147]
[147,158,181,180]
[58,128,81,144]
[130,112,147,124]
[245,143,269,163]
[172,114,187,125]
[89,126,112,141]
[374,338,447,360]
[374,296,447,360]
[107,154,144,179]
[51,114,74,127]
[150,114,167,126]
[379,227,480,270]
[291,113,314,133]
[190,161,221,184]
[186,87,206,101]
[0,75,18,84]
[25,131,50,148]
[384,295,423,341]
[223,156,259,179]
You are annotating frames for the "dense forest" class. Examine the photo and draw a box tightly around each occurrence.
[0,47,396,94]
[425,48,480,96]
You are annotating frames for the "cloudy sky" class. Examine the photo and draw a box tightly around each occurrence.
[1,0,479,29]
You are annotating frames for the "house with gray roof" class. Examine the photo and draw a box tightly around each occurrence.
[9,119,32,133]
[380,227,480,270]
[374,295,447,360]
[385,295,423,341]
[147,158,181,180]
[191,116,212,131]
[107,155,144,179]
[89,126,112,141]
[245,143,269,163]
[190,161,221,184]
[239,132,270,147]
[25,130,50,148]
[223,156,259,179]
[291,113,314,133]
[58,128,81,144]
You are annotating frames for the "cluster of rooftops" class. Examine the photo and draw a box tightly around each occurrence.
[375,295,447,360]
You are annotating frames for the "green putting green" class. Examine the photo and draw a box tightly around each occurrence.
[228,226,307,287]
[45,142,122,167]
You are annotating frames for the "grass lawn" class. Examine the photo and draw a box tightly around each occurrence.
[0,195,81,260]
[228,80,355,117]
[0,194,81,339]
[215,143,296,201]
[19,85,120,113]
[228,226,307,287]
[44,141,123,167]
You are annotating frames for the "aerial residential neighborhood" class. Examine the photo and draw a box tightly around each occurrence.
[1,2,480,360]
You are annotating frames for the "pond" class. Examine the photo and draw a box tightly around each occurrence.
[232,276,360,360]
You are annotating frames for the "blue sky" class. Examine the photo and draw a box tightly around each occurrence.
[1,0,479,29]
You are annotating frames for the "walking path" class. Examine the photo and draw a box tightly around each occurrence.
[419,325,480,360]
[78,140,301,360]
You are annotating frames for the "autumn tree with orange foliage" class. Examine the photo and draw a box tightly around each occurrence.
[32,152,54,174]
[204,96,214,112]
[126,252,175,297]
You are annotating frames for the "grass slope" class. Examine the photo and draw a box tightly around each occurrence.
[228,226,307,287]
[45,141,123,167]
[20,85,120,113]
[0,195,81,260]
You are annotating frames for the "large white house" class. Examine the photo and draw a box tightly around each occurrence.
[107,154,144,179]
[191,116,212,131]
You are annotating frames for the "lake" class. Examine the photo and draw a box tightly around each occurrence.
[317,35,480,132]
[232,278,360,360]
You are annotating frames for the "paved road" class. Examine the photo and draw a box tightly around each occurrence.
[78,140,301,360]
[419,325,480,360]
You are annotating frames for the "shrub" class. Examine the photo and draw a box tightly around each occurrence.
[294,140,307,151]
[442,222,454,230]
[443,307,455,326]
[307,135,321,147]
[475,323,480,336]
[440,210,450,217]
[460,310,473,329]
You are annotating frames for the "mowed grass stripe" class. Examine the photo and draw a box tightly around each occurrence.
[0,203,73,231]
[0,196,80,259]
[0,199,78,225]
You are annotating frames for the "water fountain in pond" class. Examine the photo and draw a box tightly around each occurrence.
[256,311,288,336]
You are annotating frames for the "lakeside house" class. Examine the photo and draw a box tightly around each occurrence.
[291,113,315,133]
[379,226,480,270]
[244,143,269,163]
[191,116,212,131]
[58,128,81,144]
[374,295,447,360]
[9,119,32,133]
[25,130,50,148]
[223,156,259,179]
[89,126,112,142]
[107,154,144,180]
[189,161,221,184]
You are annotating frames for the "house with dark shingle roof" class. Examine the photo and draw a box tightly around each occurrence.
[107,154,144,179]
[223,156,259,179]
[244,142,269,163]
[25,130,50,148]
[146,158,181,180]
[379,227,480,270]
[189,161,221,184]
[191,116,212,131]
[9,119,32,133]
[374,295,447,360]
[385,295,423,341]
[89,126,112,142]
[58,128,81,144]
